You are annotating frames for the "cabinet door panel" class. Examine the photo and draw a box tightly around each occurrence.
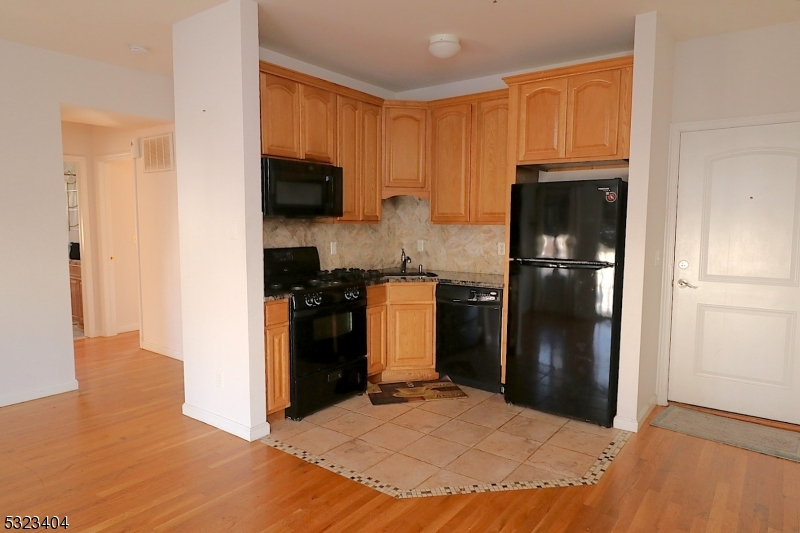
[518,79,567,162]
[384,107,427,190]
[302,86,336,163]
[388,304,434,368]
[337,96,360,221]
[430,104,471,223]
[472,98,509,224]
[266,324,291,413]
[367,304,387,375]
[260,73,301,158]
[360,103,382,221]
[566,69,621,159]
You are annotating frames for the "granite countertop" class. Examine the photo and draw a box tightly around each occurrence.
[264,270,505,302]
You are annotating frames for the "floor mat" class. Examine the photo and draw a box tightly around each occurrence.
[651,405,800,462]
[367,378,467,405]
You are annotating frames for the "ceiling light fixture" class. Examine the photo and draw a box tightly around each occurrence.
[428,34,461,59]
[129,44,148,54]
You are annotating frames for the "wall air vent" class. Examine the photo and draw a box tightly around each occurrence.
[142,133,174,173]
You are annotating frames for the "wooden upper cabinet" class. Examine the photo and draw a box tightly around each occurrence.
[383,106,428,194]
[337,96,360,221]
[430,104,471,223]
[566,69,621,159]
[471,98,509,224]
[301,86,336,163]
[505,56,633,164]
[260,72,301,158]
[517,78,568,161]
[360,103,382,221]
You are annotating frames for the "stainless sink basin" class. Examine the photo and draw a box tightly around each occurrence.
[380,270,438,278]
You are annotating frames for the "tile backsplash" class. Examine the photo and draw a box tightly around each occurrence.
[262,196,505,274]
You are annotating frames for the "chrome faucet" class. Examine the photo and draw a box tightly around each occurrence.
[400,248,412,274]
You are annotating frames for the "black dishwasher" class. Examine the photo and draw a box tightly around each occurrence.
[436,284,503,393]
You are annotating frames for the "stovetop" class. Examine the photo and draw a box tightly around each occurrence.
[264,268,382,295]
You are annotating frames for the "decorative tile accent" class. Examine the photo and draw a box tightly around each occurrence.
[260,430,631,499]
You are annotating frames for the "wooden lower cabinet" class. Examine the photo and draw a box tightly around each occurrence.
[265,300,290,414]
[382,282,436,381]
[69,260,83,328]
[366,285,387,376]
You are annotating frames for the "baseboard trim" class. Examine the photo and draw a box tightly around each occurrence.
[117,325,139,334]
[613,395,658,432]
[0,379,79,408]
[182,403,270,442]
[141,341,183,361]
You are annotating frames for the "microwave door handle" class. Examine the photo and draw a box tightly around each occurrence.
[326,175,334,210]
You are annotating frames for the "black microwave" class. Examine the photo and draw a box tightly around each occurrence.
[261,157,343,218]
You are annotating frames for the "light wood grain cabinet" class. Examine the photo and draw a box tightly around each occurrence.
[430,104,472,223]
[265,299,290,414]
[382,283,436,381]
[471,97,509,224]
[505,57,633,165]
[366,285,387,376]
[301,85,337,163]
[383,105,428,197]
[337,97,382,222]
[260,72,302,159]
[429,93,508,225]
[258,72,336,163]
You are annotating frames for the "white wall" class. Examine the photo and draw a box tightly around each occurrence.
[174,0,267,441]
[614,12,674,431]
[672,19,800,124]
[0,38,173,407]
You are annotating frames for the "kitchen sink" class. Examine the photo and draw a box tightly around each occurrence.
[380,270,438,278]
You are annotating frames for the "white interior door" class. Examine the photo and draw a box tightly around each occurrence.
[107,159,140,333]
[669,122,800,424]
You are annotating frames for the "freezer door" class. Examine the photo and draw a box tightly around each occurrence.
[509,179,626,263]
[505,261,620,426]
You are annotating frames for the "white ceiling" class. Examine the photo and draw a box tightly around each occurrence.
[2,0,800,92]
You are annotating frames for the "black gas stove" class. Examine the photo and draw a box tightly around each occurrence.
[264,247,370,419]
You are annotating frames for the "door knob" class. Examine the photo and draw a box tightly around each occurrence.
[677,279,699,289]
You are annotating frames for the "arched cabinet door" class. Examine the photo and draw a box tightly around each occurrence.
[471,97,509,224]
[565,69,622,159]
[517,78,567,162]
[301,85,337,163]
[337,96,360,221]
[430,103,471,223]
[260,72,301,158]
[383,107,428,191]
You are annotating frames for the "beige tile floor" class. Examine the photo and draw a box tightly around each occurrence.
[268,385,621,491]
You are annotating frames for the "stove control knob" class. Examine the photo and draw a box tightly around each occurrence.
[304,295,314,307]
[313,293,323,305]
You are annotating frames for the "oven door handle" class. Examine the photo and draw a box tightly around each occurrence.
[292,301,367,319]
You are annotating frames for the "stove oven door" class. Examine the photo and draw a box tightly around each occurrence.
[291,301,367,378]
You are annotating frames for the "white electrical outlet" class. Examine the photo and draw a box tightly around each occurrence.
[330,242,337,255]
[498,242,506,256]
[417,240,424,252]
[216,370,224,389]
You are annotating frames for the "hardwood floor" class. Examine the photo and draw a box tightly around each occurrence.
[1,332,798,532]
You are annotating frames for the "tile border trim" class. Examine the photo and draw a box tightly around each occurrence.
[260,430,631,499]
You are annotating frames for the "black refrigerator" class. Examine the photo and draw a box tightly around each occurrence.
[505,178,627,427]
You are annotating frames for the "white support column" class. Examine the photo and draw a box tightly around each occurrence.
[173,0,267,441]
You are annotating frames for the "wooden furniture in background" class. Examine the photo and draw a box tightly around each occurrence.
[264,298,290,415]
[366,285,387,376]
[301,86,337,163]
[382,103,429,198]
[505,56,633,165]
[69,260,83,328]
[428,91,509,225]
[382,282,437,382]
[259,72,302,159]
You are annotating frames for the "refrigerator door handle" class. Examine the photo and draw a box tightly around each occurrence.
[512,259,614,270]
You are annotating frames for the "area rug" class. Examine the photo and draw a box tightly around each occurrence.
[651,405,800,462]
[367,378,467,405]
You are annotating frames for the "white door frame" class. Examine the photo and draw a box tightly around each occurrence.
[656,110,800,405]
[95,152,143,339]
[64,155,96,337]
